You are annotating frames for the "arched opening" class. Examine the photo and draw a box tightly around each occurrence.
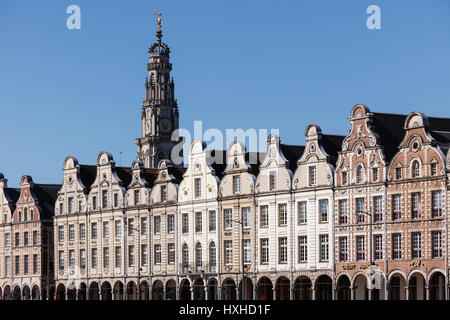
[22,285,31,300]
[3,285,11,300]
[140,281,150,300]
[55,284,65,300]
[165,280,176,300]
[152,280,164,300]
[207,278,218,301]
[408,273,425,300]
[126,281,137,300]
[238,277,253,300]
[389,274,406,300]
[275,277,290,300]
[315,275,332,300]
[12,286,21,300]
[353,274,368,300]
[412,160,420,178]
[193,278,205,300]
[67,282,77,300]
[429,272,445,300]
[101,282,112,300]
[221,278,236,300]
[256,277,273,300]
[31,285,40,300]
[78,283,87,300]
[48,286,56,300]
[180,279,191,301]
[113,281,124,300]
[293,276,312,300]
[88,282,100,300]
[336,275,351,300]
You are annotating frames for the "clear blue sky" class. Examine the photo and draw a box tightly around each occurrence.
[1,0,450,186]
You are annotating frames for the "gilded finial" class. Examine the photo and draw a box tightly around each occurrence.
[154,9,162,29]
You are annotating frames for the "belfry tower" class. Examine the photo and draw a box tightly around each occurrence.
[135,13,181,168]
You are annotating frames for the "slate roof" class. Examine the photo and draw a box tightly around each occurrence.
[371,112,408,162]
[33,184,62,219]
[321,134,345,165]
[79,165,97,191]
[280,144,305,172]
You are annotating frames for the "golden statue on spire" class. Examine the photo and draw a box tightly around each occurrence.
[154,9,162,29]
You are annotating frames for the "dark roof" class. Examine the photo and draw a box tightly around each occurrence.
[33,184,61,219]
[427,116,450,153]
[142,168,159,187]
[372,112,408,161]
[280,144,305,172]
[169,166,187,183]
[208,150,227,179]
[4,188,20,204]
[79,165,97,191]
[321,134,345,164]
[246,152,266,176]
[115,167,133,188]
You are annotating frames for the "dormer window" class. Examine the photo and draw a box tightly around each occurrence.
[431,163,437,176]
[372,168,379,182]
[395,167,402,180]
[24,208,28,222]
[113,194,118,208]
[102,191,108,209]
[412,161,420,178]
[269,171,277,191]
[68,197,74,213]
[342,172,348,185]
[309,166,317,186]
[356,165,364,184]
[161,185,167,202]
[134,190,140,205]
[92,196,97,210]
[233,175,241,194]
[59,203,63,215]
[194,178,201,198]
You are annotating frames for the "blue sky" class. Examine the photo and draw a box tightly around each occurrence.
[1,0,450,186]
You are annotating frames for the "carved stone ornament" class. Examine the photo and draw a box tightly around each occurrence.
[369,135,376,147]
[233,157,239,169]
[342,141,348,151]
[161,171,166,180]
[270,148,275,159]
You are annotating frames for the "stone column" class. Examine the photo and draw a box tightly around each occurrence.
[350,288,354,300]
[176,286,180,300]
[425,286,430,300]
[368,288,373,301]
[405,286,409,300]
[204,286,208,301]
[311,286,316,300]
[191,286,195,300]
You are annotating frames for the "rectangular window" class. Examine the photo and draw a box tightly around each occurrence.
[260,238,269,264]
[15,256,19,275]
[60,203,63,215]
[32,231,38,246]
[243,239,251,265]
[141,244,147,266]
[154,216,161,234]
[58,226,64,242]
[134,190,140,205]
[80,249,86,269]
[298,236,307,263]
[319,199,328,223]
[309,166,317,186]
[342,172,348,185]
[114,193,118,208]
[92,196,97,210]
[69,224,75,241]
[432,191,442,218]
[115,220,121,237]
[356,198,365,223]
[154,245,161,264]
[128,218,134,236]
[160,185,167,202]
[24,255,29,275]
[141,218,147,235]
[393,195,402,220]
[278,204,287,226]
[339,200,348,225]
[432,231,442,258]
[431,163,437,176]
[392,233,402,260]
[6,256,11,277]
[92,248,98,268]
[279,237,288,264]
[195,212,202,232]
[373,196,383,222]
[209,211,216,231]
[320,235,329,261]
[260,205,269,227]
[5,233,10,247]
[103,221,109,238]
[411,193,421,219]
[412,232,422,259]
[372,168,379,182]
[168,243,175,264]
[91,222,97,239]
[79,223,86,240]
[374,235,383,260]
[59,251,64,270]
[395,167,402,180]
[69,250,75,267]
[339,237,348,262]
[356,236,365,261]
[24,232,29,246]
[78,200,82,212]
[224,209,232,230]
[128,246,135,267]
[269,171,277,191]
[167,214,175,233]
[115,247,121,268]
[182,213,189,233]
[68,197,74,213]
[298,201,307,224]
[242,207,250,228]
[194,178,201,198]
[103,248,109,268]
[224,240,232,265]
[233,175,241,194]
[102,190,108,209]
[33,254,38,274]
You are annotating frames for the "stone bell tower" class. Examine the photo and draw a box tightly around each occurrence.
[135,14,182,168]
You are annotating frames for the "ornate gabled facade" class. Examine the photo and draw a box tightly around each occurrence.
[292,124,344,300]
